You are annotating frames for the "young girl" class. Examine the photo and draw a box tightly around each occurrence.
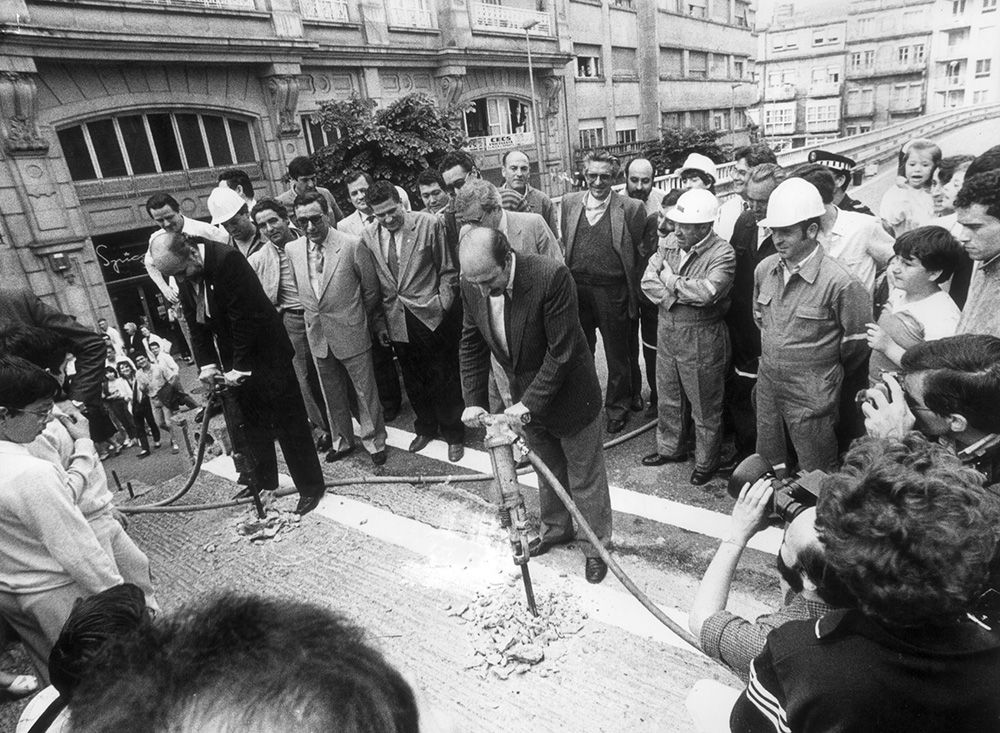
[879,138,940,237]
[103,366,136,452]
[866,226,963,385]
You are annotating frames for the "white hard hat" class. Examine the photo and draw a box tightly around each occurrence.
[677,153,718,182]
[207,186,246,225]
[667,189,719,224]
[757,178,826,228]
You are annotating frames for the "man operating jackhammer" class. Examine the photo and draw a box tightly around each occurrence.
[457,228,613,584]
[147,231,326,515]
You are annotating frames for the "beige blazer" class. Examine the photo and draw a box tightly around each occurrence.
[504,210,564,263]
[286,228,385,361]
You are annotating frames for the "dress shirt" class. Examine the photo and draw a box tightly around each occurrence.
[818,209,894,292]
[958,254,1000,338]
[780,245,820,286]
[584,192,612,226]
[308,240,325,298]
[488,254,517,358]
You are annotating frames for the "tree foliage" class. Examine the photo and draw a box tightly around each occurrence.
[642,127,732,175]
[310,93,467,212]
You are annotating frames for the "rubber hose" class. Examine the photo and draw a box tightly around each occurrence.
[140,401,216,508]
[524,448,702,651]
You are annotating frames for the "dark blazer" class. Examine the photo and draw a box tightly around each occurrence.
[460,254,602,437]
[176,240,292,373]
[0,287,105,406]
[560,190,647,317]
[727,211,777,372]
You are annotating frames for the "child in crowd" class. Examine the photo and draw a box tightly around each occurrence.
[879,138,941,237]
[102,366,136,454]
[866,226,963,385]
[0,356,123,681]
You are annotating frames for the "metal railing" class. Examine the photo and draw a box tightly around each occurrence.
[300,0,349,21]
[470,2,552,35]
[388,5,435,28]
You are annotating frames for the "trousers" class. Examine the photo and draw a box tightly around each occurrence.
[574,279,632,421]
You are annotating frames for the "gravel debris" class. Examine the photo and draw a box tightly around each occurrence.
[454,575,589,679]
[234,508,301,544]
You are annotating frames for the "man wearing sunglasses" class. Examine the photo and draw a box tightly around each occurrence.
[560,150,646,434]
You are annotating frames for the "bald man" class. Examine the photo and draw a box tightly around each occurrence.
[148,231,326,515]
[458,227,612,584]
[625,157,665,216]
[499,150,559,238]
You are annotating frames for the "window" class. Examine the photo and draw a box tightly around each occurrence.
[913,44,925,64]
[846,126,857,136]
[688,51,709,79]
[954,0,966,12]
[734,1,750,26]
[897,46,910,64]
[864,50,875,66]
[578,120,605,149]
[711,110,730,130]
[733,59,745,78]
[612,47,638,77]
[948,28,969,46]
[615,125,637,145]
[302,115,340,154]
[772,33,799,52]
[857,16,874,34]
[976,59,992,76]
[464,97,532,138]
[56,111,257,182]
[575,45,602,78]
[985,0,997,12]
[709,0,728,21]
[812,31,825,46]
[709,53,728,78]
[891,83,923,109]
[805,100,839,129]
[974,89,990,103]
[763,103,795,133]
[661,47,683,76]
[689,110,710,130]
[661,111,681,128]
[610,0,634,7]
[686,0,707,18]
[850,52,863,69]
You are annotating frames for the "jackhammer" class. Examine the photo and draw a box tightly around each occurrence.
[211,376,267,519]
[478,412,539,617]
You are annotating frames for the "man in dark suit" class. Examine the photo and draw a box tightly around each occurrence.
[560,151,646,434]
[147,231,326,515]
[458,227,613,584]
[723,164,783,460]
[0,288,112,442]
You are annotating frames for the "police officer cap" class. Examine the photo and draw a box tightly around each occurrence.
[807,149,856,172]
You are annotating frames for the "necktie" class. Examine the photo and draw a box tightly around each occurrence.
[503,292,513,357]
[387,231,399,281]
[311,243,325,297]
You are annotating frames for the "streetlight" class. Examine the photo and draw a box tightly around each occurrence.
[523,18,546,191]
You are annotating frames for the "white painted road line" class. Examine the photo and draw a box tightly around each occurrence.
[201,455,704,656]
[383,425,783,556]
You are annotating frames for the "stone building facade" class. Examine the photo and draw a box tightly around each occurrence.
[0,0,571,330]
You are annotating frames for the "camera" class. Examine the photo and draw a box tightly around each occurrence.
[726,453,826,523]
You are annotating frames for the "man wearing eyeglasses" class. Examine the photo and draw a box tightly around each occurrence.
[560,150,646,434]
[438,150,479,204]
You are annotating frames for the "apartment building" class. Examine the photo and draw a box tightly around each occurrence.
[0,0,572,328]
[843,0,933,135]
[928,0,1000,110]
[756,16,848,149]
[565,0,757,166]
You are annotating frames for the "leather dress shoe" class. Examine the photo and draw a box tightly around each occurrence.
[294,492,324,516]
[585,557,608,584]
[325,445,355,463]
[630,396,644,412]
[316,433,332,452]
[641,451,689,466]
[690,467,717,485]
[715,455,741,478]
[383,406,400,422]
[448,443,465,462]
[528,534,574,557]
[409,435,433,453]
[371,450,387,466]
[606,417,627,434]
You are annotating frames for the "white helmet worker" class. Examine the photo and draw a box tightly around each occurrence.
[207,186,246,225]
[667,189,720,224]
[677,153,719,182]
[757,178,826,229]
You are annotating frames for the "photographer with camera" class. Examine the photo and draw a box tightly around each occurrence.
[861,334,1000,484]
[688,462,853,684]
[730,434,1000,732]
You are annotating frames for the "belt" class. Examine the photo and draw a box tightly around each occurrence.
[283,308,305,315]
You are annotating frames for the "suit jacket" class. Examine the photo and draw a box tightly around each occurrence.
[176,240,292,373]
[361,210,458,341]
[560,190,646,317]
[726,210,776,372]
[0,288,105,407]
[460,254,602,437]
[504,210,563,263]
[286,229,386,361]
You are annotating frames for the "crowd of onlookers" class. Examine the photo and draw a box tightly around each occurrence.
[3,132,1000,731]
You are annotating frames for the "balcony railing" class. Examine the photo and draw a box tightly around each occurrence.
[300,0,349,22]
[465,131,536,153]
[848,61,926,78]
[889,97,924,113]
[133,0,256,7]
[808,81,842,97]
[846,101,875,116]
[388,6,435,28]
[764,84,797,101]
[470,2,552,35]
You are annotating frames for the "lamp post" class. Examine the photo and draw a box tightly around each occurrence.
[523,18,546,191]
